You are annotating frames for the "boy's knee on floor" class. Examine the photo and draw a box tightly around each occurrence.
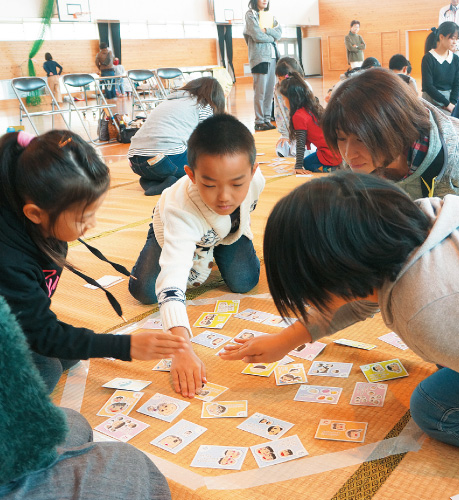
[227,274,260,294]
[128,278,157,305]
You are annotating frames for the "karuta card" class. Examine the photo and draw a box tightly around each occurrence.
[103,378,152,392]
[137,393,190,423]
[233,329,267,341]
[289,341,326,361]
[333,338,377,350]
[360,359,408,382]
[315,419,368,443]
[350,382,388,407]
[308,361,353,378]
[193,312,232,329]
[378,332,409,350]
[279,355,295,365]
[262,315,296,328]
[214,299,240,314]
[234,308,273,324]
[294,385,342,404]
[151,419,207,454]
[251,435,308,468]
[97,390,144,417]
[140,317,163,330]
[191,445,248,470]
[94,415,149,442]
[152,358,172,372]
[195,382,228,402]
[84,275,124,290]
[191,331,232,349]
[242,362,279,377]
[201,400,248,418]
[237,412,293,440]
[275,364,307,385]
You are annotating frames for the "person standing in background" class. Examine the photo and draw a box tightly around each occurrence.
[345,20,366,69]
[95,42,116,99]
[244,0,282,131]
[43,53,63,103]
[439,0,459,25]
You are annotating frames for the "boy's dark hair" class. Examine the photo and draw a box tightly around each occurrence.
[248,0,270,11]
[360,57,381,70]
[279,72,323,141]
[187,114,256,171]
[44,52,53,61]
[99,42,108,49]
[275,57,304,77]
[350,20,360,27]
[0,130,110,267]
[263,172,431,323]
[425,22,459,53]
[322,68,430,171]
[389,53,409,71]
[180,77,225,115]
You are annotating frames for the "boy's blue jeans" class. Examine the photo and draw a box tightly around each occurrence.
[129,224,260,304]
[410,367,459,446]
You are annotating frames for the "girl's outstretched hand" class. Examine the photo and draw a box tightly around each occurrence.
[130,330,185,360]
[219,335,286,364]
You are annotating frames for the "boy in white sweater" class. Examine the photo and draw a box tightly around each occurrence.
[129,114,265,398]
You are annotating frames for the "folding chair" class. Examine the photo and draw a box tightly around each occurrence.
[11,77,70,135]
[127,69,165,119]
[155,68,186,96]
[62,73,119,145]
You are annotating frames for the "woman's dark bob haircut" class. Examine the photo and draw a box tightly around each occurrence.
[263,171,431,323]
[322,68,431,170]
[248,0,270,11]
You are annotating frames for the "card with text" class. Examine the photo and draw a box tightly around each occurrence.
[237,412,293,440]
[233,329,267,341]
[193,312,232,329]
[194,382,228,402]
[262,315,296,328]
[94,415,149,442]
[350,382,388,407]
[275,364,307,385]
[242,362,279,377]
[201,400,248,418]
[308,361,353,378]
[378,332,408,350]
[214,299,240,314]
[103,378,151,392]
[333,338,377,350]
[360,359,408,382]
[191,331,232,349]
[140,317,163,330]
[279,355,295,365]
[151,419,207,454]
[289,342,326,361]
[294,385,342,404]
[97,390,143,417]
[251,435,308,468]
[315,419,368,443]
[191,445,248,470]
[234,308,273,323]
[137,393,190,423]
[152,359,172,372]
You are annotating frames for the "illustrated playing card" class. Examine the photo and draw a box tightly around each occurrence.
[152,359,172,372]
[102,378,151,392]
[194,382,228,402]
[97,390,143,417]
[378,332,409,350]
[150,419,207,454]
[251,435,308,468]
[214,300,240,314]
[333,338,377,350]
[191,445,248,470]
[237,412,293,440]
[234,308,273,324]
[233,329,267,341]
[315,419,368,443]
[137,393,190,423]
[201,400,248,418]
[84,275,124,290]
[140,317,163,330]
[278,355,295,365]
[241,362,279,377]
[275,364,307,385]
[307,361,353,378]
[360,359,408,382]
[191,331,232,349]
[289,341,326,361]
[193,312,232,329]
[94,415,149,442]
[294,385,342,404]
[262,315,296,328]
[350,382,388,407]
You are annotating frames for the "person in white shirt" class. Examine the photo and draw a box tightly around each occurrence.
[439,1,459,25]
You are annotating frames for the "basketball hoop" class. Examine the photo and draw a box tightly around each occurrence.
[72,11,90,19]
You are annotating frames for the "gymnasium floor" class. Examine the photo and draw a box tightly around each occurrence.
[2,78,458,500]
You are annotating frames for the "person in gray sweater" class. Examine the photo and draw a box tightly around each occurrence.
[221,171,459,447]
[345,20,366,69]
[95,42,116,99]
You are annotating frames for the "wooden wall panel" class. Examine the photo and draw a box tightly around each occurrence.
[381,31,400,68]
[327,35,347,71]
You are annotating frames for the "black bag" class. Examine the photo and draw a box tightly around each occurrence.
[118,127,138,143]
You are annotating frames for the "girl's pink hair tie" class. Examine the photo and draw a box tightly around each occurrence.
[17,131,35,148]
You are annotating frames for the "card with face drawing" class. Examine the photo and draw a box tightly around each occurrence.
[237,412,293,440]
[137,393,190,423]
[251,435,308,468]
[191,445,248,470]
[150,419,207,454]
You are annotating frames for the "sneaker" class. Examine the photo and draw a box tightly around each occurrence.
[254,123,271,131]
[264,121,276,130]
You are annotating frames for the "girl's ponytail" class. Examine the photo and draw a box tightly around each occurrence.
[425,22,459,53]
[425,27,439,53]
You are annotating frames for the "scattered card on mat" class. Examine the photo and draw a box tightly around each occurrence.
[137,393,190,423]
[140,318,163,330]
[194,382,228,402]
[289,341,326,361]
[152,359,172,372]
[94,415,149,442]
[97,390,144,417]
[234,308,273,323]
[275,364,307,385]
[103,378,152,392]
[333,338,377,350]
[350,382,388,407]
[150,419,207,454]
[307,361,353,378]
[360,359,408,382]
[262,315,296,328]
[278,355,295,365]
[315,419,368,443]
[233,329,267,341]
[214,299,240,314]
[242,362,279,377]
[251,435,308,468]
[193,312,232,329]
[201,400,248,418]
[237,412,293,440]
[191,445,248,470]
[294,385,342,404]
[84,275,124,290]
[191,331,232,349]
[378,332,408,350]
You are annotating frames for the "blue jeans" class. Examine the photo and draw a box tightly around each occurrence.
[101,69,116,99]
[303,152,340,172]
[129,225,260,304]
[31,352,79,394]
[410,367,459,446]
